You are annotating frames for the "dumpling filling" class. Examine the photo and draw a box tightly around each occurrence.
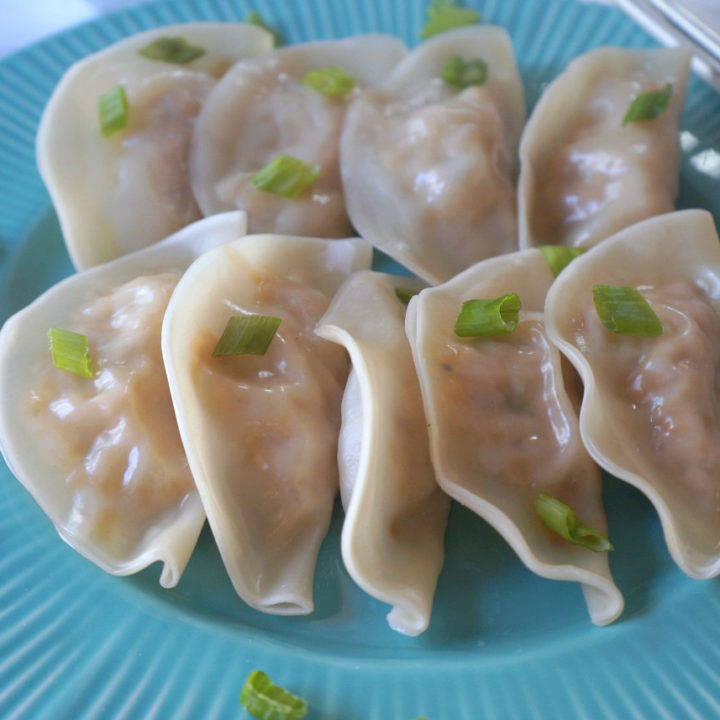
[530,75,680,248]
[25,273,192,558]
[105,75,211,255]
[572,279,720,554]
[518,47,689,250]
[370,85,518,274]
[203,71,351,237]
[428,315,602,542]
[188,273,349,605]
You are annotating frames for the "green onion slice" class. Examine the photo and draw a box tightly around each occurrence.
[442,56,488,88]
[303,67,356,96]
[592,285,663,337]
[98,85,129,138]
[539,245,586,277]
[454,293,521,337]
[239,670,308,720]
[252,155,320,198]
[395,287,419,305]
[138,36,206,65]
[47,328,94,379]
[535,492,613,552]
[213,316,281,357]
[246,10,282,46]
[420,0,481,40]
[621,83,672,126]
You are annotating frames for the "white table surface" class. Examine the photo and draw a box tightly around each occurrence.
[2,1,718,61]
[2,0,146,57]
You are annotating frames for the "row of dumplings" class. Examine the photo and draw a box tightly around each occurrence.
[37,22,690,281]
[3,207,720,635]
[0,18,711,636]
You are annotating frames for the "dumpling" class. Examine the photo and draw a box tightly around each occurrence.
[518,46,690,250]
[162,234,372,614]
[37,23,273,269]
[315,271,450,636]
[189,35,407,237]
[0,211,247,587]
[544,209,720,579]
[406,248,624,626]
[341,25,525,284]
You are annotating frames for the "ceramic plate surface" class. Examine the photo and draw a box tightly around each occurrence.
[1,1,720,718]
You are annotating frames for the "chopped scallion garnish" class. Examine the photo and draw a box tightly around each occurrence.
[47,328,93,379]
[303,67,356,96]
[420,0,481,40]
[395,287,419,305]
[252,156,320,198]
[246,10,282,46]
[213,315,281,357]
[239,670,308,720]
[592,285,663,337]
[442,56,488,88]
[535,492,613,552]
[454,293,520,337]
[98,85,129,138]
[138,36,206,65]
[539,245,586,277]
[621,83,672,126]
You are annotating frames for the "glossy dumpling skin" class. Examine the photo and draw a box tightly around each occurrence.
[162,234,372,614]
[37,23,273,270]
[0,212,247,587]
[518,46,690,250]
[341,26,525,284]
[545,210,720,579]
[406,249,623,626]
[316,271,450,636]
[189,35,407,237]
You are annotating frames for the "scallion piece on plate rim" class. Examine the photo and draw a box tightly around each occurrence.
[454,293,521,337]
[621,83,672,126]
[420,0,481,39]
[47,328,94,379]
[98,85,129,137]
[535,492,613,552]
[592,285,663,337]
[539,245,586,277]
[246,10,282,46]
[442,55,488,88]
[239,670,308,720]
[213,315,281,357]
[303,67,356,96]
[252,155,320,198]
[138,36,206,64]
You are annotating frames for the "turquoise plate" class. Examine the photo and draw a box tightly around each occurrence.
[2,1,720,718]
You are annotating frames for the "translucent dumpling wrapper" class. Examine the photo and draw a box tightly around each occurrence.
[340,25,525,284]
[544,209,720,579]
[315,271,450,636]
[0,211,248,587]
[162,234,372,614]
[406,249,624,626]
[37,23,273,270]
[518,46,690,250]
[189,34,407,237]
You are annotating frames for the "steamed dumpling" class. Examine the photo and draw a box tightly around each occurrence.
[316,271,449,636]
[37,23,273,269]
[189,35,407,237]
[162,234,372,614]
[341,25,525,284]
[0,212,247,587]
[406,249,623,626]
[545,210,720,579]
[518,46,690,250]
